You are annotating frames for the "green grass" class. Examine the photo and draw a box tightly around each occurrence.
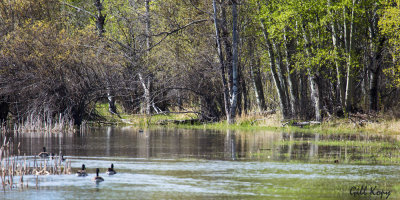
[93,103,198,127]
[93,103,400,135]
[275,140,397,148]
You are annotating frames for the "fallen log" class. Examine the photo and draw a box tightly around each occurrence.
[282,121,321,127]
[157,119,200,125]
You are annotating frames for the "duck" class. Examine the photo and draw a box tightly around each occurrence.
[38,147,49,158]
[50,153,55,160]
[92,168,104,182]
[60,154,66,162]
[76,164,88,177]
[106,163,117,175]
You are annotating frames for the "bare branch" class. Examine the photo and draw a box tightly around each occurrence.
[143,19,208,52]
[60,1,97,18]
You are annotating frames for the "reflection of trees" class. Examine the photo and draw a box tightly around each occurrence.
[234,131,283,160]
[12,128,400,164]
[137,129,150,159]
[224,130,236,160]
[309,134,319,161]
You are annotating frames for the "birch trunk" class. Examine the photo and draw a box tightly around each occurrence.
[273,41,290,115]
[301,21,322,121]
[327,0,345,109]
[213,0,230,120]
[344,0,357,112]
[228,1,239,124]
[140,0,153,115]
[283,29,299,118]
[221,4,233,96]
[249,40,266,111]
[260,19,289,119]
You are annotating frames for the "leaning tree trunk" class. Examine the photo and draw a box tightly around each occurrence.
[283,29,299,118]
[260,19,290,119]
[273,41,290,116]
[249,40,267,111]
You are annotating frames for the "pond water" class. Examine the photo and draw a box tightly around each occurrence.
[2,127,400,199]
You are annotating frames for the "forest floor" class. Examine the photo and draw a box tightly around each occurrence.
[94,103,400,135]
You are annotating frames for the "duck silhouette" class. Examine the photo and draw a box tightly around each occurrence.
[76,164,88,177]
[38,147,49,158]
[106,164,117,175]
[92,168,104,182]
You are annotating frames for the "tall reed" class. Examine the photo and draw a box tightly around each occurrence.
[13,113,75,134]
[0,136,71,190]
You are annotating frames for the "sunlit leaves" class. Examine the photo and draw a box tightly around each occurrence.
[379,0,400,87]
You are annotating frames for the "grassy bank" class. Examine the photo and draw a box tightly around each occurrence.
[94,103,400,135]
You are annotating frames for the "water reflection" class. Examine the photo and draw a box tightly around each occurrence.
[9,127,400,165]
[4,127,400,199]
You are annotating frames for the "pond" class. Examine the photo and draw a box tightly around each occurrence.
[2,127,400,199]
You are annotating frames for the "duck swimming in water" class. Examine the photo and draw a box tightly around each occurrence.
[106,163,117,175]
[50,153,55,160]
[38,147,49,158]
[60,154,66,162]
[92,168,104,182]
[76,164,88,177]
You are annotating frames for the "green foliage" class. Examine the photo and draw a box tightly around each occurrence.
[379,0,400,87]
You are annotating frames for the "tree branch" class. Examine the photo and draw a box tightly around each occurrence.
[60,1,97,18]
[143,19,208,52]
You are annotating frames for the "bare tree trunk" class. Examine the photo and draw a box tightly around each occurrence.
[369,39,385,112]
[260,19,290,119]
[213,0,230,121]
[138,73,151,115]
[228,0,239,124]
[273,41,290,115]
[328,0,345,110]
[295,21,308,119]
[344,0,357,113]
[367,7,384,112]
[249,40,266,111]
[301,21,322,121]
[94,0,106,37]
[237,67,243,116]
[283,29,299,118]
[140,0,153,115]
[241,71,249,115]
[221,4,233,96]
[299,70,308,119]
[145,0,151,48]
[94,0,119,116]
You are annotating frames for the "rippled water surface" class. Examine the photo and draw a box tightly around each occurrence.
[3,127,400,199]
